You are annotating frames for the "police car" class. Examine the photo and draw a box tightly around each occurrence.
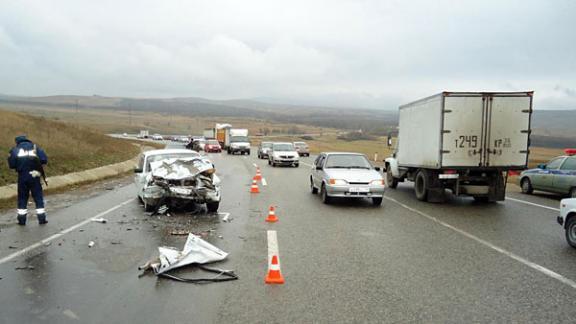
[519,149,576,198]
[559,198,576,248]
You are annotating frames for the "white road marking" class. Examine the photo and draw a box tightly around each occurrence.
[0,198,135,265]
[267,230,280,265]
[301,162,313,168]
[253,163,258,168]
[506,196,560,212]
[384,196,576,290]
[262,178,267,186]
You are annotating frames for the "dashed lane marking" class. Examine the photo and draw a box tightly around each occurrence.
[253,163,258,168]
[0,198,135,265]
[384,195,576,290]
[506,196,560,212]
[267,230,280,265]
[262,178,267,186]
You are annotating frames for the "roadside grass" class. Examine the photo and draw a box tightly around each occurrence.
[0,109,140,186]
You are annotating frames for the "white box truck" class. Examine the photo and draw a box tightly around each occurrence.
[226,129,251,155]
[385,91,533,202]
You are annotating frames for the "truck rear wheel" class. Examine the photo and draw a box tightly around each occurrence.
[386,168,398,189]
[414,170,428,201]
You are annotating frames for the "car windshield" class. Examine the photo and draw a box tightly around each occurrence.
[294,142,307,147]
[207,140,219,145]
[273,143,294,151]
[262,142,272,148]
[325,154,372,169]
[231,136,249,143]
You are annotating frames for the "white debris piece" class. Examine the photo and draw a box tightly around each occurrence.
[88,241,95,248]
[152,234,228,274]
[91,218,108,224]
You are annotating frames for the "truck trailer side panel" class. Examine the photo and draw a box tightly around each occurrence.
[397,95,443,168]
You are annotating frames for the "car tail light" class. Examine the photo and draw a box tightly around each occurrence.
[444,170,457,174]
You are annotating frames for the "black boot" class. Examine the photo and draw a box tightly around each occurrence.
[37,213,48,225]
[17,214,27,226]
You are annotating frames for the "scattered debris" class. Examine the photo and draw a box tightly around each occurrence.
[110,241,122,245]
[139,234,238,283]
[126,228,133,231]
[63,309,80,320]
[44,242,52,247]
[218,235,223,239]
[170,230,189,236]
[15,265,34,271]
[24,287,35,295]
[221,213,230,222]
[157,205,169,214]
[88,241,95,248]
[8,246,18,249]
[91,218,108,224]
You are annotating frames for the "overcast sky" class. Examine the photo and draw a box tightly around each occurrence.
[0,0,575,109]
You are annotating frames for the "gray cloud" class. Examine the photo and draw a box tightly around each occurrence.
[0,0,575,109]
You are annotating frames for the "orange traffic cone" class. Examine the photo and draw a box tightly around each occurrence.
[266,206,278,223]
[265,255,285,284]
[250,179,260,193]
[254,168,262,181]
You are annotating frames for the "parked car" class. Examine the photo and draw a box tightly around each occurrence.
[558,198,576,248]
[310,152,385,206]
[258,142,273,159]
[152,134,164,141]
[294,142,310,157]
[134,149,221,212]
[268,142,299,167]
[204,140,222,153]
[519,149,576,198]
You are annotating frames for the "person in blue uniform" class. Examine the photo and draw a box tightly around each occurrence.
[7,135,48,225]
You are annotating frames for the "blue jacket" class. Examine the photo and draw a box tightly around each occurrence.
[8,136,48,175]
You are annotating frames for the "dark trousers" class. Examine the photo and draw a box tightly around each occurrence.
[17,176,45,211]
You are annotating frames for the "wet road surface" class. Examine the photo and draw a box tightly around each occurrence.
[1,142,576,323]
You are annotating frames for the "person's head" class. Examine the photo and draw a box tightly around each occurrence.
[15,135,29,144]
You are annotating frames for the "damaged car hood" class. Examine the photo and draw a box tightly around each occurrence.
[149,157,214,180]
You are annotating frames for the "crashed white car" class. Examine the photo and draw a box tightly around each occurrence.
[134,149,221,212]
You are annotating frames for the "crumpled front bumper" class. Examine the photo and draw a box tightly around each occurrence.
[142,185,221,205]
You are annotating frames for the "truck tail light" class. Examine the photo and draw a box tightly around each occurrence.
[444,170,457,174]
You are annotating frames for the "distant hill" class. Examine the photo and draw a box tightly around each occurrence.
[0,94,572,139]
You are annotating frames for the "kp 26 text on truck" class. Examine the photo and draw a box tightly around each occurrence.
[385,91,533,203]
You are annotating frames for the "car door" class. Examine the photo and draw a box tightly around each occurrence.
[553,157,576,194]
[312,155,325,188]
[134,154,148,196]
[532,157,564,191]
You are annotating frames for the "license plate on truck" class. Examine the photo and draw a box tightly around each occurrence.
[349,187,369,193]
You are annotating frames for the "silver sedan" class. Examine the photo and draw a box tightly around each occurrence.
[310,152,385,206]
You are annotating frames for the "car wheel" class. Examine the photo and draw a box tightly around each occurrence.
[310,178,318,194]
[414,170,428,201]
[521,177,533,194]
[321,184,331,204]
[386,168,398,189]
[570,187,576,198]
[268,159,271,165]
[144,203,156,212]
[372,197,383,206]
[206,202,219,213]
[294,163,299,168]
[565,215,576,248]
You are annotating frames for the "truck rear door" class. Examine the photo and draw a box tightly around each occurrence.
[442,95,484,167]
[485,94,532,167]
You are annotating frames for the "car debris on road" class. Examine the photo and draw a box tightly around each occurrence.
[139,233,238,283]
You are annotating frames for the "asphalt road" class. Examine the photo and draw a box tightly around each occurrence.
[1,142,575,323]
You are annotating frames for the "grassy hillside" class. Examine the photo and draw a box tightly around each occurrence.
[0,109,140,186]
